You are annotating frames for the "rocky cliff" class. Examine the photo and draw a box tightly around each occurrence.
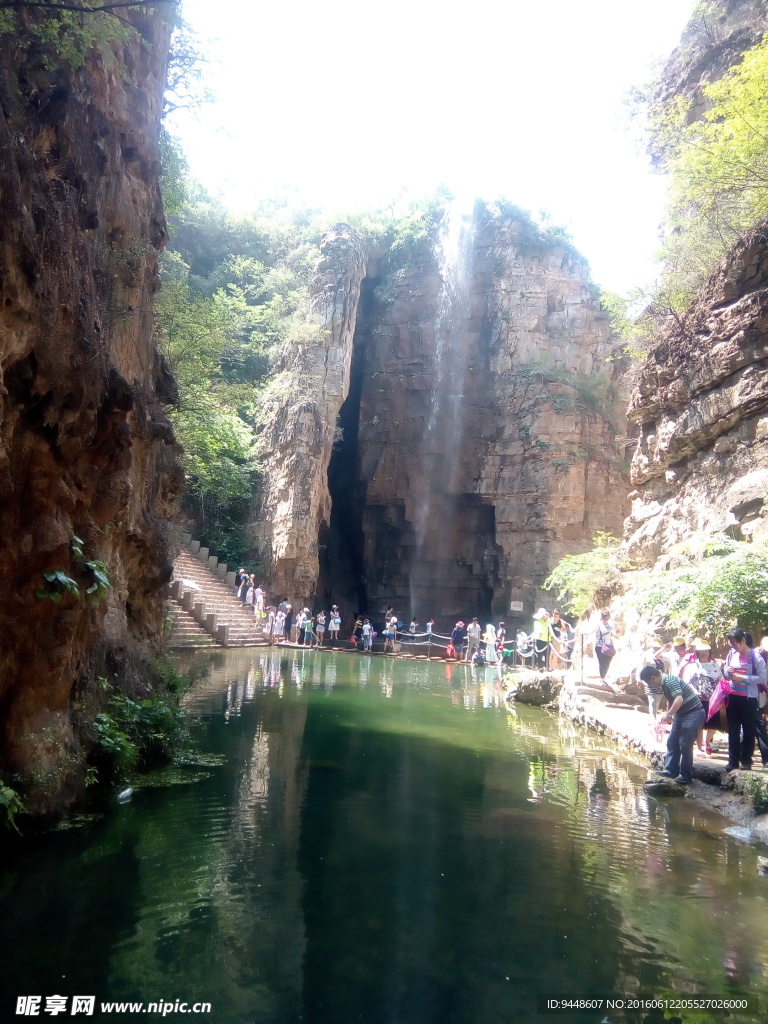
[253,224,367,604]
[625,220,768,564]
[650,0,768,161]
[259,204,628,625]
[0,9,182,814]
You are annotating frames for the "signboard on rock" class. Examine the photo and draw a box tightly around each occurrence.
[509,600,524,614]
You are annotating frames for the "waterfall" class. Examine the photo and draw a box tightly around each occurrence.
[410,197,476,616]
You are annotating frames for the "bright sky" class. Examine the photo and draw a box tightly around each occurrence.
[170,0,697,294]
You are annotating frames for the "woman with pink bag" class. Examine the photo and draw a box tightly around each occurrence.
[722,629,767,772]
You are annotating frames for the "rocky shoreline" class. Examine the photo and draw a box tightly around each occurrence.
[505,669,768,840]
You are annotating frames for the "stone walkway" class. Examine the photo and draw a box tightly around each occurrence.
[508,665,768,839]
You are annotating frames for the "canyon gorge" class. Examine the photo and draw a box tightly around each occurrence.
[255,205,629,625]
[3,0,768,820]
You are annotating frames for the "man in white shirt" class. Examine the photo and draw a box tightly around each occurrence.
[465,619,481,662]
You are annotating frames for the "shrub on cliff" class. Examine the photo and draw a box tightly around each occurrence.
[650,33,768,311]
[544,532,625,617]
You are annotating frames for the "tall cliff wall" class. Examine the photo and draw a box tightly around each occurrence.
[320,205,627,623]
[625,221,768,564]
[257,205,628,624]
[253,224,367,603]
[0,10,182,813]
[625,0,768,568]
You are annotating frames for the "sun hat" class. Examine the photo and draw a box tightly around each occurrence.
[693,639,711,652]
[673,637,687,646]
[534,608,547,619]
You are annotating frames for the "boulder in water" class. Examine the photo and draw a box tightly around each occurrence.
[644,777,686,797]
[506,671,563,706]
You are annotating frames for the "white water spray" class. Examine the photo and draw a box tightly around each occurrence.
[410,196,476,613]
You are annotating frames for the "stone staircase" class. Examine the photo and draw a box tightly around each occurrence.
[167,602,219,648]
[167,537,267,648]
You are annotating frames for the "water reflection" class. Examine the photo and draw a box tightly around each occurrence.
[1,649,767,1024]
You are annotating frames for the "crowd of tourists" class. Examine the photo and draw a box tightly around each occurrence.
[634,630,768,786]
[234,570,526,663]
[233,572,768,789]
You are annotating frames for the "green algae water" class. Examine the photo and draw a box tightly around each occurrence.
[3,650,768,1024]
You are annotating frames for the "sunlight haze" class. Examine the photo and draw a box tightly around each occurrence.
[171,0,698,293]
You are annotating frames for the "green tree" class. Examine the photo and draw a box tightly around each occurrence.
[544,532,625,616]
[651,34,768,309]
[630,533,768,640]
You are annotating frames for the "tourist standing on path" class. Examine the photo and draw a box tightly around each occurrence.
[594,610,615,684]
[296,608,308,645]
[304,616,316,648]
[383,615,399,653]
[532,609,554,670]
[640,666,706,784]
[316,610,326,645]
[265,607,275,643]
[274,609,285,641]
[723,629,767,771]
[550,609,571,669]
[465,619,481,662]
[362,618,373,651]
[483,624,498,664]
[681,639,723,755]
[254,585,265,619]
[756,638,768,767]
[238,576,250,603]
[283,605,294,644]
[496,621,506,659]
[451,621,466,660]
[329,605,341,643]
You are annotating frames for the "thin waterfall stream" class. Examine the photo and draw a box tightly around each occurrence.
[411,199,477,617]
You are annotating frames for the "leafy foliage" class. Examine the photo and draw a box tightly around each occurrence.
[36,536,111,604]
[91,691,188,783]
[0,0,158,70]
[629,534,768,640]
[544,532,625,616]
[649,34,768,312]
[155,198,326,563]
[0,780,25,834]
[36,569,80,604]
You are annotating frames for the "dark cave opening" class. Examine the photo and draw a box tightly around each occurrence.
[315,278,373,616]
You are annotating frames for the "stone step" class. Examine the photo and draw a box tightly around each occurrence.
[168,542,274,648]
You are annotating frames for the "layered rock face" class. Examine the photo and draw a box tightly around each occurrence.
[254,225,367,603]
[651,0,768,154]
[312,205,628,624]
[625,221,768,565]
[0,11,182,812]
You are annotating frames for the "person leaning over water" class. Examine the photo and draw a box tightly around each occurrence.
[639,665,706,784]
